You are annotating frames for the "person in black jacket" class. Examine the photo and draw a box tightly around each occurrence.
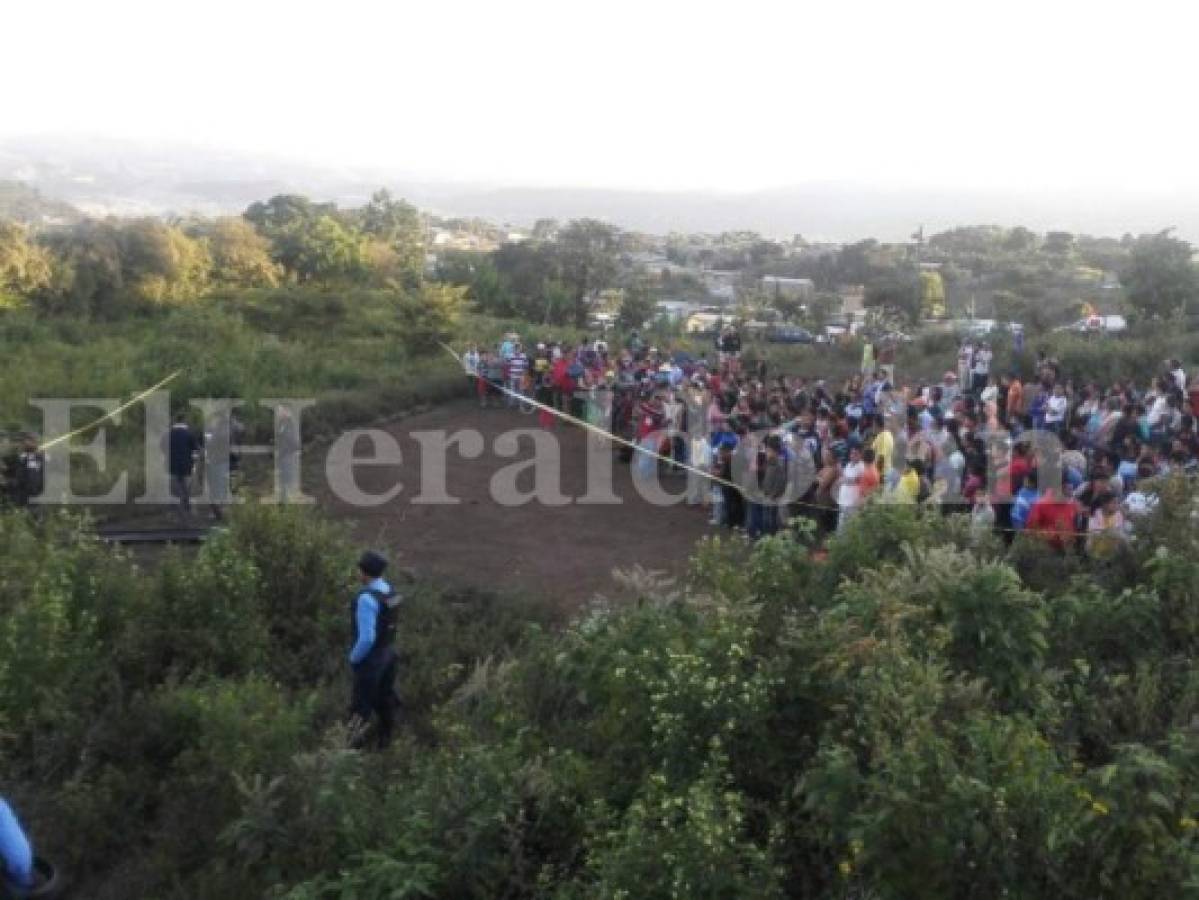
[2,435,45,509]
[166,414,199,519]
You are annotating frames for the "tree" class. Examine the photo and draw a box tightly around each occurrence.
[0,221,53,302]
[1003,226,1039,254]
[865,274,922,325]
[556,219,618,327]
[1122,230,1199,321]
[1076,236,1129,274]
[39,220,125,314]
[396,282,467,354]
[201,218,281,288]
[292,216,366,283]
[540,279,574,325]
[920,270,947,318]
[804,292,841,331]
[531,218,559,241]
[244,194,331,234]
[1043,231,1075,257]
[492,241,561,321]
[990,290,1054,333]
[244,194,355,281]
[748,239,784,268]
[617,278,656,331]
[358,190,424,287]
[118,219,211,303]
[768,288,805,322]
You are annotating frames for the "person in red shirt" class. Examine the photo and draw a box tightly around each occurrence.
[707,367,722,399]
[1005,441,1032,501]
[1025,478,1081,552]
[859,447,881,498]
[550,355,569,412]
[634,393,665,479]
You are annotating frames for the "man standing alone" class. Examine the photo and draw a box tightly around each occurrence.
[348,551,401,749]
[167,414,199,519]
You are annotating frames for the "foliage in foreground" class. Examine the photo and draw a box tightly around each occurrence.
[2,483,1199,898]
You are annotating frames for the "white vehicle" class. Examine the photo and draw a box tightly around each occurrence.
[588,313,615,332]
[1057,314,1127,335]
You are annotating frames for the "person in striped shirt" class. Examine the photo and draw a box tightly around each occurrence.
[506,343,529,407]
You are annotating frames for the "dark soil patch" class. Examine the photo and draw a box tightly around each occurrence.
[311,400,713,605]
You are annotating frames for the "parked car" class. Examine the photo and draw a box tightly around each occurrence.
[766,326,814,344]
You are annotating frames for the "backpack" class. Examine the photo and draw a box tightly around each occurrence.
[357,587,402,655]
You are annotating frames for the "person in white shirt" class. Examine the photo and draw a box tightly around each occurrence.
[971,343,992,394]
[463,344,481,382]
[662,390,686,468]
[687,429,712,506]
[836,445,866,532]
[1169,359,1186,393]
[958,342,974,387]
[980,376,999,406]
[1147,378,1170,428]
[1044,384,1069,434]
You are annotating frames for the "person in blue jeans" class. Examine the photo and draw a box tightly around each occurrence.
[0,797,34,894]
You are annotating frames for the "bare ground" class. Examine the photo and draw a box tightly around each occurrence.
[310,400,713,604]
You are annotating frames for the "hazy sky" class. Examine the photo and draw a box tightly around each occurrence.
[4,0,1195,193]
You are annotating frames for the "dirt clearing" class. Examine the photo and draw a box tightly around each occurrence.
[312,400,713,605]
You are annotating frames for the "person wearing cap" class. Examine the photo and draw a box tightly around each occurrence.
[347,551,401,749]
[0,796,34,894]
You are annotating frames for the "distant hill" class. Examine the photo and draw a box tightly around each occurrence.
[2,135,1197,242]
[0,180,80,226]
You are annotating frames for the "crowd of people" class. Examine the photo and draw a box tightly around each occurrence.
[464,329,1199,556]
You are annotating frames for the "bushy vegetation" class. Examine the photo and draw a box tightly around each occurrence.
[4,477,1199,898]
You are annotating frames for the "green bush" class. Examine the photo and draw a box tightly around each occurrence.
[6,475,1199,898]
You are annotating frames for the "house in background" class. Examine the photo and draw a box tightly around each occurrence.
[762,275,814,302]
[655,299,703,321]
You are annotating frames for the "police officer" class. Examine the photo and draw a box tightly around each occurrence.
[347,551,400,749]
[1,796,34,896]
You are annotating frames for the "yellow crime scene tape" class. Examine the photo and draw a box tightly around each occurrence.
[37,369,185,452]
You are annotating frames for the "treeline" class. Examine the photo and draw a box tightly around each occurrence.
[436,218,634,329]
[662,225,1199,330]
[0,189,426,316]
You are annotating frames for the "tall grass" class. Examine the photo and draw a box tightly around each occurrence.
[0,288,481,502]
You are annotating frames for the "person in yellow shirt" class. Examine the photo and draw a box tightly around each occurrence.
[893,458,928,504]
[871,414,894,481]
